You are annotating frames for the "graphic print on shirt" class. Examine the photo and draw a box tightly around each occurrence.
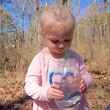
[47,65,82,108]
[47,69,75,85]
[47,63,80,85]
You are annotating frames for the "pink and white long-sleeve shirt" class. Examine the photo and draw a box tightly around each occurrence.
[24,47,92,110]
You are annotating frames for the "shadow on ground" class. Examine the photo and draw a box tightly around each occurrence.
[0,95,32,110]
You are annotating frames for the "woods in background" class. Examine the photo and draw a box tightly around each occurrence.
[0,0,110,73]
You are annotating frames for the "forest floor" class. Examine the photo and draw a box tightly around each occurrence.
[0,70,110,110]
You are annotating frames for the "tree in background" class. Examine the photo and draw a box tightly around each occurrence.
[62,0,67,5]
[0,5,17,48]
[11,0,35,48]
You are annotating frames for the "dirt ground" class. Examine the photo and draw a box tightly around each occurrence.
[0,71,110,110]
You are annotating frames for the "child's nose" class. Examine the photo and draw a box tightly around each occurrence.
[58,43,64,48]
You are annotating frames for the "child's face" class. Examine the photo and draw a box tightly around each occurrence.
[45,32,73,58]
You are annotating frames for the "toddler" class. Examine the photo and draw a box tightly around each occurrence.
[24,5,93,110]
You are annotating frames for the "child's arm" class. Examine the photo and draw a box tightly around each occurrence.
[24,54,64,101]
[79,59,93,90]
[24,54,49,101]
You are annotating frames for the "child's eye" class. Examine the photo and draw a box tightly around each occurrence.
[51,40,59,44]
[64,39,71,42]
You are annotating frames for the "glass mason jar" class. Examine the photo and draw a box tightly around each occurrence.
[48,60,82,109]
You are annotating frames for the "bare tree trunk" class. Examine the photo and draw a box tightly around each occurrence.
[56,0,62,5]
[67,0,72,9]
[93,0,97,4]
[62,0,68,5]
[33,0,39,11]
[77,0,80,17]
[104,0,108,12]
[104,0,107,2]
[55,0,72,8]
[56,0,67,6]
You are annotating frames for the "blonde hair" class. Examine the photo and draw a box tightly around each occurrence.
[39,5,75,36]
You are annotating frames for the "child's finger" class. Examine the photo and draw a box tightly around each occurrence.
[47,86,64,100]
[51,84,60,89]
[80,85,86,92]
[80,79,85,84]
[80,80,87,93]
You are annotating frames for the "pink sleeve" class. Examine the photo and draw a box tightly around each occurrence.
[24,53,49,101]
[79,60,93,88]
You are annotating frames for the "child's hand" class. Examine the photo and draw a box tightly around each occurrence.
[80,80,87,93]
[47,85,64,100]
